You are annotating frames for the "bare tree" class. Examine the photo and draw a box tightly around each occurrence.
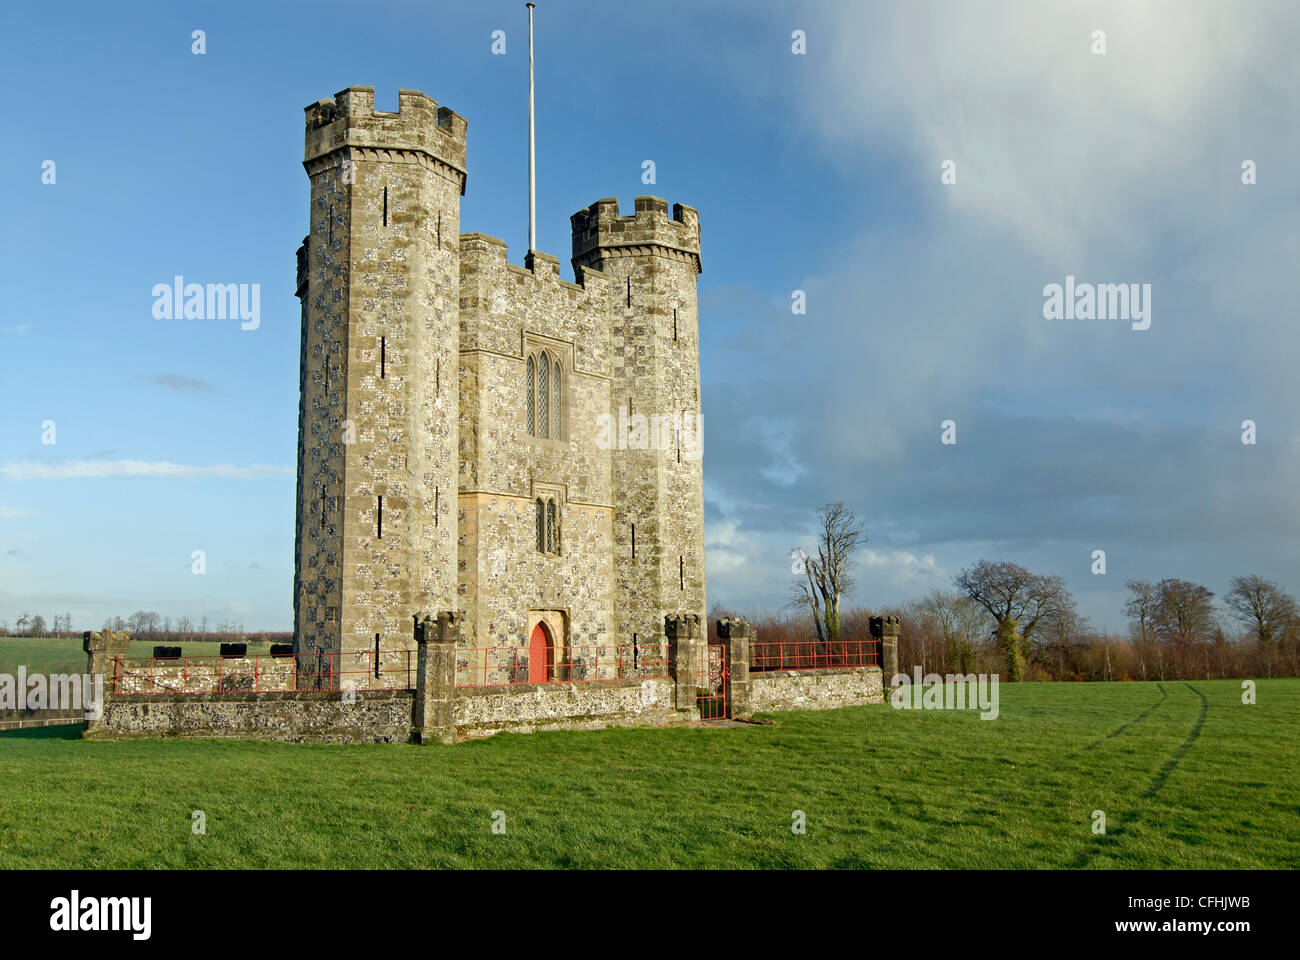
[1124,580,1159,679]
[1153,579,1216,648]
[919,589,988,674]
[955,560,1072,681]
[1038,604,1090,680]
[791,502,866,645]
[1225,575,1297,647]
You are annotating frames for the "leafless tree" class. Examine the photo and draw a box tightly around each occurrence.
[791,502,866,645]
[954,560,1073,680]
[1124,580,1160,679]
[919,589,988,674]
[1225,575,1297,647]
[1152,579,1216,648]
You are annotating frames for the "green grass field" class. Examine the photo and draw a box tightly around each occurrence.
[0,636,279,677]
[1,679,1296,869]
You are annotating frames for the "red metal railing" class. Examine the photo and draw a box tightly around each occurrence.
[455,643,669,688]
[109,649,415,695]
[749,639,879,672]
[697,642,728,719]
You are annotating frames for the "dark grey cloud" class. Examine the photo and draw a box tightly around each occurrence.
[699,1,1300,631]
[141,373,216,394]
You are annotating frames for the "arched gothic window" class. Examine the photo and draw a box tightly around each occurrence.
[552,360,561,439]
[525,346,564,440]
[535,495,560,555]
[526,356,535,435]
[537,351,550,439]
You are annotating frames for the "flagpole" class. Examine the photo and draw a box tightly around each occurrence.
[527,2,536,256]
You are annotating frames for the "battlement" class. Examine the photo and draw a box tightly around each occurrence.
[571,196,701,274]
[304,86,467,190]
[460,233,609,293]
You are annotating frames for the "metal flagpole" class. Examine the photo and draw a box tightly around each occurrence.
[527,2,537,256]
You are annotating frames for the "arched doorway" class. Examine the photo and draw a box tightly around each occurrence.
[528,621,554,683]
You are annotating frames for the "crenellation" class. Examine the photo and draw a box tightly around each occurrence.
[334,85,375,118]
[570,195,702,276]
[304,86,467,196]
[298,84,707,733]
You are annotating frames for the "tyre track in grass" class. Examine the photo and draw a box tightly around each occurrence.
[955,684,1171,826]
[1069,682,1209,869]
[1073,683,1172,758]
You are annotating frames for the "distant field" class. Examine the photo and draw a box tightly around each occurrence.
[0,636,280,677]
[1,679,1296,869]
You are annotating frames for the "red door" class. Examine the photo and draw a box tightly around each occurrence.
[528,623,552,683]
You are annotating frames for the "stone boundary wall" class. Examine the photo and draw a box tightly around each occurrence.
[109,651,416,695]
[85,679,682,743]
[78,616,884,744]
[87,690,415,744]
[749,666,884,714]
[454,677,678,738]
[111,656,297,694]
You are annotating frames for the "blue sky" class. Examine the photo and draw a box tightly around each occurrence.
[2,0,1298,634]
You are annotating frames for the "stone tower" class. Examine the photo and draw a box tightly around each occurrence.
[571,197,707,656]
[293,87,467,666]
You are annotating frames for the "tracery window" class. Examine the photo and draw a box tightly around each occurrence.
[552,359,561,439]
[526,355,535,433]
[535,495,560,555]
[538,354,549,439]
[525,347,564,440]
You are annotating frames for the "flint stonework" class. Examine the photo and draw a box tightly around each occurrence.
[81,87,881,744]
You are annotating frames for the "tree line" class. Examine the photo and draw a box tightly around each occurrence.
[1,611,290,646]
[759,502,1300,681]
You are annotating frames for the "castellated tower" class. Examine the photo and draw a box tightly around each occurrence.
[571,198,707,659]
[293,87,466,666]
[293,84,705,687]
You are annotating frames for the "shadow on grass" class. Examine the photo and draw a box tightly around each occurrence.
[0,723,82,741]
[1068,683,1210,869]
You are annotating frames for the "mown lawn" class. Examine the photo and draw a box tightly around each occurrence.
[0,636,279,677]
[0,679,1295,869]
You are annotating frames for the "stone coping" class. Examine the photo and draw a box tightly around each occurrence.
[103,688,415,704]
[750,666,883,679]
[456,676,656,698]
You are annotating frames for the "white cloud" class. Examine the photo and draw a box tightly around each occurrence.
[705,518,763,578]
[797,1,1295,262]
[0,460,292,480]
[860,549,945,582]
[690,1,1300,631]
